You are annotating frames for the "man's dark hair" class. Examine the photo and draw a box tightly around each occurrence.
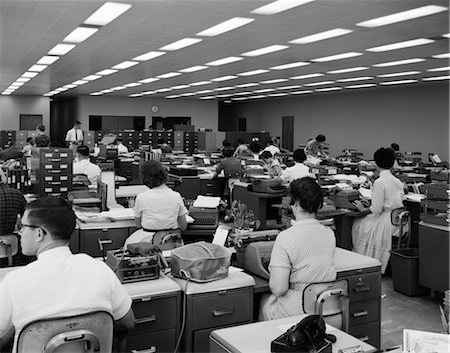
[26,197,76,241]
[260,151,273,160]
[316,134,326,143]
[222,146,235,158]
[237,139,245,145]
[36,124,45,132]
[249,141,261,153]
[140,160,168,188]
[290,177,323,213]
[374,147,395,169]
[75,121,81,126]
[293,149,307,163]
[222,140,231,147]
[117,137,123,143]
[390,143,400,152]
[76,145,90,157]
[26,137,34,144]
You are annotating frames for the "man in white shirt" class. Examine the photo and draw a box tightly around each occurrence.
[65,121,84,152]
[117,138,129,155]
[0,197,134,351]
[263,137,281,156]
[280,149,314,184]
[73,145,101,187]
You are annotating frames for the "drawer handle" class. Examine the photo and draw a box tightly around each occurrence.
[213,309,234,317]
[51,158,61,162]
[358,336,369,342]
[131,347,156,353]
[354,279,370,292]
[135,314,156,324]
[98,239,112,245]
[352,310,368,317]
[140,296,152,302]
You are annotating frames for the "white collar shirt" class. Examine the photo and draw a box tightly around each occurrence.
[65,128,83,143]
[118,143,129,154]
[280,162,314,183]
[73,159,101,187]
[263,145,280,155]
[370,169,405,214]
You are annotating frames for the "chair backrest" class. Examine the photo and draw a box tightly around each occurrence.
[391,207,410,248]
[302,279,349,332]
[17,311,113,353]
[0,234,18,267]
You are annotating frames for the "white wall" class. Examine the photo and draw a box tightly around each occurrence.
[76,96,218,131]
[0,96,50,130]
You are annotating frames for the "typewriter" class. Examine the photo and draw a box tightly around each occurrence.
[106,249,160,283]
[189,206,219,229]
[251,179,287,194]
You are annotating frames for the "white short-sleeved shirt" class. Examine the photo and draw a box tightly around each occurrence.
[263,145,280,155]
[73,159,101,187]
[118,143,129,154]
[0,247,132,351]
[65,128,83,143]
[280,162,314,184]
[134,184,187,230]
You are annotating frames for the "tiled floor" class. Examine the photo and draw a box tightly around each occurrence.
[380,277,445,350]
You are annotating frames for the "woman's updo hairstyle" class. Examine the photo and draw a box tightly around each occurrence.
[374,147,395,169]
[290,177,323,214]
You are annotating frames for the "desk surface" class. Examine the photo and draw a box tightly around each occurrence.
[210,314,377,353]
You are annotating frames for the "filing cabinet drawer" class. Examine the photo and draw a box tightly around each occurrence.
[191,288,252,330]
[128,328,176,352]
[41,162,71,170]
[132,296,177,333]
[348,298,380,326]
[345,272,381,302]
[79,228,128,257]
[348,321,380,349]
[42,185,70,194]
[42,174,70,182]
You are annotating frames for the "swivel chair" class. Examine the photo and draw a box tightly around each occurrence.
[391,207,410,249]
[0,234,19,267]
[302,279,349,332]
[16,311,114,353]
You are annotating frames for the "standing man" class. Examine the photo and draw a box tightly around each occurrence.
[65,121,84,153]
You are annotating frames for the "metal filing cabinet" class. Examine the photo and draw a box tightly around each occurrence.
[0,130,16,148]
[134,131,149,149]
[15,131,29,150]
[184,131,198,154]
[84,131,96,149]
[174,131,184,150]
[122,131,135,150]
[169,272,255,353]
[94,131,103,144]
[30,148,73,197]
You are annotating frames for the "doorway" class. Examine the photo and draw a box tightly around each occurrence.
[282,116,294,151]
[238,118,247,132]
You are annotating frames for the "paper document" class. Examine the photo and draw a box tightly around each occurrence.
[192,195,221,208]
[100,208,134,220]
[403,329,450,353]
[359,187,372,199]
[212,226,229,246]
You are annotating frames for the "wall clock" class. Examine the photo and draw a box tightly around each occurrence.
[151,105,159,113]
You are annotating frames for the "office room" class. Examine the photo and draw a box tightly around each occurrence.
[0,0,449,352]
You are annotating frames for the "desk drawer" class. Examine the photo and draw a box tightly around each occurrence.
[348,321,380,349]
[349,298,380,326]
[128,328,176,353]
[346,272,380,302]
[191,288,252,330]
[132,296,177,333]
[79,228,128,257]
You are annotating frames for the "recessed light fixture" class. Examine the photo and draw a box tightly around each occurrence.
[101,89,114,93]
[268,93,288,97]
[123,82,142,87]
[48,43,76,55]
[206,57,243,66]
[22,72,39,78]
[260,78,288,84]
[83,74,102,81]
[214,87,234,91]
[444,33,450,38]
[312,52,362,62]
[195,90,214,94]
[254,88,276,93]
[28,65,48,72]
[337,77,373,82]
[290,73,324,80]
[327,67,368,74]
[277,85,302,90]
[72,80,89,85]
[84,2,132,26]
[179,93,196,97]
[155,88,172,93]
[367,38,434,52]
[133,51,166,61]
[160,38,202,51]
[427,67,450,72]
[199,96,216,100]
[139,77,159,83]
[233,91,252,95]
[141,91,156,95]
[197,17,254,36]
[290,28,352,44]
[373,58,426,67]
[110,86,127,91]
[379,79,418,85]
[37,56,60,65]
[166,95,180,99]
[357,5,448,28]
[270,62,310,70]
[242,45,289,57]
[423,75,450,81]
[16,77,31,83]
[304,81,335,87]
[129,93,143,97]
[63,84,77,89]
[96,69,118,75]
[171,84,190,90]
[189,81,211,86]
[315,87,342,92]
[232,97,249,101]
[63,27,99,43]
[238,69,270,76]
[216,94,232,98]
[432,53,450,59]
[235,83,259,88]
[345,84,377,89]
[247,95,267,99]
[157,72,181,79]
[11,82,25,87]
[251,0,315,15]
[211,75,238,82]
[179,65,208,73]
[112,61,139,69]
[377,71,420,77]
[90,92,103,96]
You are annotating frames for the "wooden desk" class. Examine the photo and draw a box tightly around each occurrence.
[209,314,377,353]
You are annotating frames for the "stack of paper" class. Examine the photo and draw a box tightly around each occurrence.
[192,195,221,208]
[100,208,135,221]
[403,329,450,352]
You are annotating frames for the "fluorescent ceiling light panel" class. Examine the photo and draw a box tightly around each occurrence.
[367,38,433,52]
[133,51,166,61]
[16,77,31,82]
[96,69,118,75]
[254,89,276,93]
[379,79,418,85]
[112,61,138,69]
[157,72,181,79]
[189,81,211,86]
[196,90,214,94]
[377,71,420,77]
[242,45,289,57]
[216,94,232,98]
[63,84,77,88]
[427,66,450,72]
[211,75,237,82]
[233,91,252,95]
[129,93,143,97]
[214,87,234,91]
[197,17,254,36]
[327,67,368,74]
[290,73,323,79]
[90,92,103,96]
[63,27,98,43]
[123,82,142,87]
[160,38,202,51]
[345,84,377,89]
[444,33,450,38]
[179,65,208,73]
[433,53,450,58]
[11,82,24,87]
[37,56,60,65]
[315,87,342,92]
[277,85,302,90]
[270,61,310,70]
[232,97,249,101]
[83,74,102,81]
[313,52,362,62]
[236,83,259,88]
[101,89,114,93]
[268,93,288,97]
[238,69,269,76]
[290,28,352,44]
[337,76,373,82]
[110,86,126,90]
[423,75,450,81]
[260,78,288,84]
[199,96,216,100]
[48,43,75,55]
[206,57,243,66]
[84,2,132,26]
[155,88,172,92]
[141,91,155,95]
[251,0,315,15]
[139,77,159,83]
[373,58,425,67]
[248,95,267,99]
[28,64,47,72]
[22,72,39,78]
[72,80,88,85]
[166,95,180,99]
[304,81,335,86]
[171,84,190,90]
[357,5,448,28]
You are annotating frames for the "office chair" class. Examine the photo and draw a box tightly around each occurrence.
[16,311,114,353]
[302,279,349,332]
[391,207,410,249]
[0,234,18,267]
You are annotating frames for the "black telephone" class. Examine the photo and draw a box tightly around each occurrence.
[271,315,334,353]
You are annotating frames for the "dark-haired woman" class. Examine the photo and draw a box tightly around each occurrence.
[124,160,187,246]
[259,177,336,320]
[352,147,405,274]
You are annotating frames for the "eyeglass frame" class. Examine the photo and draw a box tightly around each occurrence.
[17,221,47,235]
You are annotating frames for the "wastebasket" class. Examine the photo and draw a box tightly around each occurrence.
[390,248,427,296]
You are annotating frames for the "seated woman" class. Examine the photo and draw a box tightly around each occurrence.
[260,151,282,178]
[352,147,405,274]
[124,160,188,247]
[259,177,336,321]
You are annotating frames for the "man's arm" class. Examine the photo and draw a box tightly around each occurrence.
[115,308,135,331]
[0,326,14,351]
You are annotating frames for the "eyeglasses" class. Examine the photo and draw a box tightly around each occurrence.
[17,221,45,233]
